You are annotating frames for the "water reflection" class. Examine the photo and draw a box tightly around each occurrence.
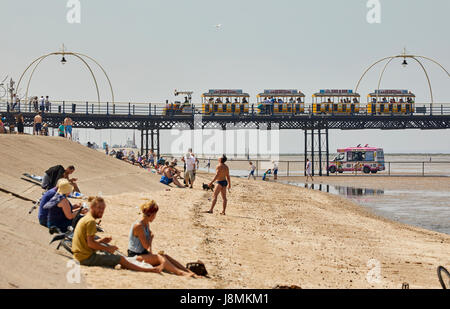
[297,182,384,197]
[283,181,450,235]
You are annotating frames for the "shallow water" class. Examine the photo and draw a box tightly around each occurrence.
[282,181,450,235]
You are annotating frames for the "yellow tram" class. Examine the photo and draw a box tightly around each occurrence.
[256,89,305,115]
[201,89,249,115]
[367,89,415,115]
[312,89,360,115]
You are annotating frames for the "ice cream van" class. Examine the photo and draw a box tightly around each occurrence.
[328,145,385,174]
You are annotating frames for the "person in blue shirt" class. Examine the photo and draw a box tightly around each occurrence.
[43,180,86,233]
[38,187,57,227]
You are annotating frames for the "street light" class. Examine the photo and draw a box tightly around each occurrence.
[401,58,408,67]
[61,55,67,65]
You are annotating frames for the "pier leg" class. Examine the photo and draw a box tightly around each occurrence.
[156,129,160,160]
[145,128,149,158]
[311,128,315,177]
[318,129,322,177]
[326,128,329,176]
[151,129,155,153]
[304,129,307,176]
[140,129,144,156]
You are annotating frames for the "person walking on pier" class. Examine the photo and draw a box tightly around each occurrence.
[39,96,45,112]
[45,96,50,112]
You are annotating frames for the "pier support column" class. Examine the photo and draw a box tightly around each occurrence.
[304,126,330,177]
[140,129,144,156]
[145,128,149,158]
[156,128,160,159]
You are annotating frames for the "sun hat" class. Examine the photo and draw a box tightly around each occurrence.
[57,179,73,195]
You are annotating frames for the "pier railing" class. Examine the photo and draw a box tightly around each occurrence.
[170,157,450,177]
[1,100,450,116]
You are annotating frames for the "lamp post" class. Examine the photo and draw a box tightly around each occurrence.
[355,49,450,114]
[15,45,115,108]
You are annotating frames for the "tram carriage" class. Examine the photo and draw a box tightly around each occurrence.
[163,89,195,116]
[256,89,305,115]
[367,89,415,115]
[312,89,360,115]
[201,89,249,115]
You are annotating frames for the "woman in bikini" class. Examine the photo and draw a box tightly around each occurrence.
[206,155,231,215]
[128,200,199,277]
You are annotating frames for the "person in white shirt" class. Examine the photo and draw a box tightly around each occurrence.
[39,96,45,112]
[183,152,196,188]
[272,160,278,180]
[306,158,313,182]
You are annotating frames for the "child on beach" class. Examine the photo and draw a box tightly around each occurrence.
[248,162,256,180]
[206,155,231,215]
[127,200,198,277]
[262,168,271,181]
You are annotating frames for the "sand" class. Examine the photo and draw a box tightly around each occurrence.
[0,135,448,289]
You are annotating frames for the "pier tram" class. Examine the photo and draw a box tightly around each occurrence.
[201,89,249,115]
[163,89,195,115]
[312,89,360,115]
[367,89,415,115]
[256,89,305,115]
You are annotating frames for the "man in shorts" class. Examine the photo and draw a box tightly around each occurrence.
[72,197,161,272]
[34,112,42,135]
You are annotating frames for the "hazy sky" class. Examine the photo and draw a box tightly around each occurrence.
[1,0,449,153]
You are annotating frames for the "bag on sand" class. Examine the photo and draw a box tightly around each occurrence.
[186,261,208,276]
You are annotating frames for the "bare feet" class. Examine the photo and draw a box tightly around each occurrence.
[204,210,213,214]
[220,212,226,215]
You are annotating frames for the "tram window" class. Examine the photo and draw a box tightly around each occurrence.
[335,153,345,161]
[365,152,374,161]
[348,151,365,162]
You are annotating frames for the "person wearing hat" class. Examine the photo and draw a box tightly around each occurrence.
[43,179,86,232]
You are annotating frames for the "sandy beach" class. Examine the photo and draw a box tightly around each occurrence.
[0,135,449,289]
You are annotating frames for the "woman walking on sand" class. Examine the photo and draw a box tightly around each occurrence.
[206,155,231,215]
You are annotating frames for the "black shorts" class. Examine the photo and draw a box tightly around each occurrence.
[127,249,149,257]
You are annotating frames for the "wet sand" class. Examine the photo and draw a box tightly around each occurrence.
[0,135,449,289]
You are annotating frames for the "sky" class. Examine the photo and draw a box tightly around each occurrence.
[1,0,449,153]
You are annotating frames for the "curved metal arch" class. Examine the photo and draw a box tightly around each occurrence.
[23,52,100,104]
[355,56,395,94]
[16,53,53,98]
[375,56,396,104]
[409,57,433,104]
[75,52,114,103]
[414,55,450,78]
[374,55,434,105]
[356,53,449,110]
[17,51,114,104]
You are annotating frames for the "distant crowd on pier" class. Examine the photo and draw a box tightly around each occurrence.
[0,111,74,139]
